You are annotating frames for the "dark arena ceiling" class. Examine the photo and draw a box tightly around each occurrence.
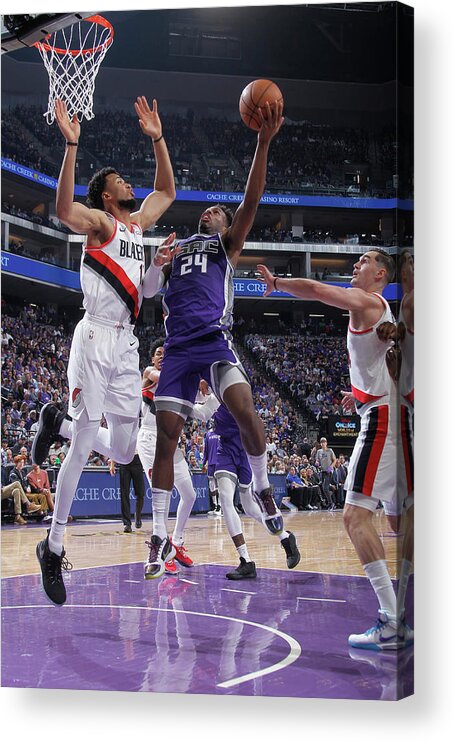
[6,3,413,85]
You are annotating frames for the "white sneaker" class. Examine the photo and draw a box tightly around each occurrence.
[348,611,401,651]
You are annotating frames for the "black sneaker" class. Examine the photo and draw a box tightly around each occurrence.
[135,518,142,529]
[144,535,176,580]
[123,524,132,533]
[31,403,67,466]
[280,531,301,569]
[226,557,257,580]
[36,530,73,605]
[253,486,283,534]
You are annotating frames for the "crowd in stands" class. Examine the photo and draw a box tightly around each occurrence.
[2,104,405,197]
[244,328,351,424]
[2,200,71,235]
[2,109,60,178]
[2,298,354,521]
[2,201,402,253]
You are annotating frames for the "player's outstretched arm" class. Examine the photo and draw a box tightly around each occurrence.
[142,233,181,298]
[256,264,381,312]
[226,101,284,259]
[54,99,107,235]
[132,97,176,232]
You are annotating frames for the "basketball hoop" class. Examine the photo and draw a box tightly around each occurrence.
[34,15,114,124]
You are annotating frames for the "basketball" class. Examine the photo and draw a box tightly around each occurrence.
[239,79,283,131]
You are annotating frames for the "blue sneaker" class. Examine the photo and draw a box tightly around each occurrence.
[348,611,401,651]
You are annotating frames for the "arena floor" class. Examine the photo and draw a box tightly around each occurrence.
[1,511,413,699]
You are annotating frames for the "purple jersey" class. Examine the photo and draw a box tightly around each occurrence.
[163,233,234,346]
[203,430,220,476]
[213,403,241,439]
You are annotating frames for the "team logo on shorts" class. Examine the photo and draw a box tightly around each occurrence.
[89,329,94,340]
[72,387,82,408]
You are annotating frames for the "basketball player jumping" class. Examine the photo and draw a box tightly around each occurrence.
[192,391,301,579]
[140,102,292,578]
[33,97,178,604]
[257,250,412,649]
[137,338,196,578]
[202,425,221,515]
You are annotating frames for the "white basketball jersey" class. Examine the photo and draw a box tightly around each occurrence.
[141,367,158,430]
[398,303,414,409]
[347,293,395,415]
[81,214,145,324]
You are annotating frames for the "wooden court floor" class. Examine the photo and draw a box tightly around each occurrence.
[1,509,404,580]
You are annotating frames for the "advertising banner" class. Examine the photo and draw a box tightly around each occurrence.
[68,470,287,518]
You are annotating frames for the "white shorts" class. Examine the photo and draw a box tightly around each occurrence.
[345,489,413,516]
[345,401,414,516]
[137,426,191,487]
[345,403,397,503]
[67,314,141,421]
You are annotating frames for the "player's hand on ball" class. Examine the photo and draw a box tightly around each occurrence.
[341,390,356,413]
[153,233,181,266]
[257,100,284,143]
[55,98,80,142]
[256,264,275,296]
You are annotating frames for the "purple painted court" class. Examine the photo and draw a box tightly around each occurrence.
[1,561,413,699]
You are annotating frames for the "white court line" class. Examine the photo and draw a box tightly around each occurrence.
[297,597,346,603]
[221,588,257,595]
[123,580,141,584]
[3,603,301,689]
[179,578,199,585]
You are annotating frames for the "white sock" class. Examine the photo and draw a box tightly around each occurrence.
[279,530,290,541]
[247,451,269,493]
[363,559,397,623]
[48,518,66,555]
[152,488,171,540]
[237,543,251,562]
[396,558,413,618]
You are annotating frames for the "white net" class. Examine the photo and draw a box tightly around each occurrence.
[34,15,114,125]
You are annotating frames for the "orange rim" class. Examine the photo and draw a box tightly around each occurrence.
[33,15,114,57]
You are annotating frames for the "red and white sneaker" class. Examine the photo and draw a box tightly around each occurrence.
[164,559,179,575]
[170,539,194,568]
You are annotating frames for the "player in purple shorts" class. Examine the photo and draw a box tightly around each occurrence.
[141,102,288,577]
[193,393,301,579]
[202,428,220,515]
